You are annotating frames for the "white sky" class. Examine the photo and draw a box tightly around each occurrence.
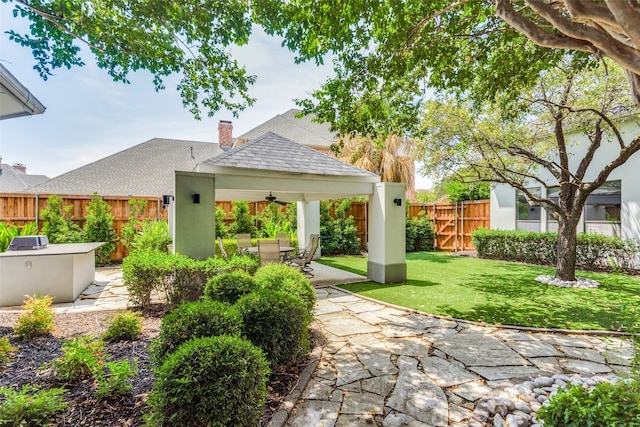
[0,3,433,190]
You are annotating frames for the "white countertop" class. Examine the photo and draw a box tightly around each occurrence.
[0,242,105,257]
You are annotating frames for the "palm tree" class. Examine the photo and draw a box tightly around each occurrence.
[336,133,413,184]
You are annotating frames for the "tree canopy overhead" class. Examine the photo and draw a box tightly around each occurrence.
[263,0,640,137]
[5,1,640,128]
[3,0,257,119]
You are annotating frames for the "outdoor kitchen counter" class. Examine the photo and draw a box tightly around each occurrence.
[0,242,104,307]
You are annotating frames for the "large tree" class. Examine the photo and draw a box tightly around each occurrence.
[416,60,637,280]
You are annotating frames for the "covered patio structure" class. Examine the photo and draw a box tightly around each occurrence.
[171,132,406,284]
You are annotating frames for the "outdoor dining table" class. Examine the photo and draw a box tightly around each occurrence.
[246,245,295,256]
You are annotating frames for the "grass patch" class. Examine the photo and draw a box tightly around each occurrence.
[318,252,640,331]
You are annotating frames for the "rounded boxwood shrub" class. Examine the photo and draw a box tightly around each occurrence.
[254,264,316,313]
[236,289,310,368]
[147,335,269,427]
[537,380,640,426]
[204,271,256,304]
[151,300,242,363]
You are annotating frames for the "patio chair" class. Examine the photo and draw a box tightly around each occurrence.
[258,240,281,266]
[217,237,229,261]
[236,233,253,253]
[276,232,291,261]
[288,234,319,277]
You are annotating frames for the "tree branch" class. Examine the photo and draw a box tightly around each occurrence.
[15,0,105,53]
[494,0,597,53]
[604,0,640,48]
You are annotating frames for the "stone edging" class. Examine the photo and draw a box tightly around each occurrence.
[330,285,634,337]
[267,327,324,427]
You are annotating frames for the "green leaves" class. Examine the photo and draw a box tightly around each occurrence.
[4,0,256,118]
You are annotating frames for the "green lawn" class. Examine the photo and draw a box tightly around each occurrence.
[318,252,640,331]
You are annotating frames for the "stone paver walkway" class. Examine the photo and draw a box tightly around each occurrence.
[286,286,634,427]
[4,263,633,426]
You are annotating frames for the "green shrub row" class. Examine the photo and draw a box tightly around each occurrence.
[122,250,259,308]
[146,263,315,426]
[472,228,639,270]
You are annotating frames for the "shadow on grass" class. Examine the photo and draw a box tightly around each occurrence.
[443,269,637,330]
[406,251,452,264]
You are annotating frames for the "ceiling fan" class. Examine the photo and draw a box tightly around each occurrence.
[265,192,288,205]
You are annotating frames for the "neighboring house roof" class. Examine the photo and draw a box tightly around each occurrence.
[0,163,49,192]
[203,132,378,178]
[235,109,337,150]
[27,138,221,196]
[0,64,46,120]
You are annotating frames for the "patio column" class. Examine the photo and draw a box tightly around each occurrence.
[173,171,216,259]
[367,182,406,284]
[297,201,321,259]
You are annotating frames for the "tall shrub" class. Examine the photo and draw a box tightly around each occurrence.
[121,198,147,251]
[83,193,117,265]
[40,195,84,243]
[215,206,229,238]
[230,200,255,236]
[320,199,360,255]
[406,211,435,252]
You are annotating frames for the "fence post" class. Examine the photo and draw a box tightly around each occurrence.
[461,200,465,251]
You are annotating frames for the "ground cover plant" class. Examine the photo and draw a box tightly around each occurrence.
[320,252,640,331]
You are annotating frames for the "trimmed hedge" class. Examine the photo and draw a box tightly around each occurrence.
[122,250,259,308]
[254,264,316,313]
[204,271,256,304]
[147,335,269,427]
[236,289,310,368]
[150,300,242,364]
[472,228,639,270]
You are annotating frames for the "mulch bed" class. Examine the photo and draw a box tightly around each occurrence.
[0,305,310,426]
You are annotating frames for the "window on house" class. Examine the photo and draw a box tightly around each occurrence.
[585,180,621,222]
[516,188,541,221]
[547,186,559,221]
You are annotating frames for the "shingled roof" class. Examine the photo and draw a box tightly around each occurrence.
[0,163,49,192]
[235,109,336,149]
[202,132,377,178]
[28,138,220,196]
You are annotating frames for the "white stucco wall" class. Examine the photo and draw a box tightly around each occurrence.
[490,117,640,242]
[173,171,216,260]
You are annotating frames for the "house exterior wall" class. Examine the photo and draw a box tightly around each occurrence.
[490,117,640,242]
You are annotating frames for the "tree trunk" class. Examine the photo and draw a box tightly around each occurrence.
[556,218,578,281]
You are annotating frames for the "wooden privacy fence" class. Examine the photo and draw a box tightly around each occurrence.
[408,200,490,251]
[0,193,167,261]
[1,193,490,259]
[344,200,490,251]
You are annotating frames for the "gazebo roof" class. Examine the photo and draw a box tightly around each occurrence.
[197,132,380,202]
[202,132,377,178]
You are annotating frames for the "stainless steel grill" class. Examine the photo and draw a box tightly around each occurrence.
[7,235,49,251]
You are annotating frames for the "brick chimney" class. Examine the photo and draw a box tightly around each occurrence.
[12,163,26,173]
[218,120,233,150]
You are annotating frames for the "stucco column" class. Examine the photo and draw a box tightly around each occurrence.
[173,171,216,260]
[367,182,406,283]
[297,201,321,259]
